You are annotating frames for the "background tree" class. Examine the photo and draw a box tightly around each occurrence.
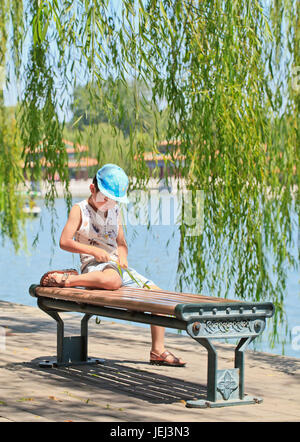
[70,78,154,135]
[0,0,298,347]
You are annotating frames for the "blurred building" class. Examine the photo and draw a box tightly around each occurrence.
[135,140,185,179]
[63,139,98,180]
[23,139,98,181]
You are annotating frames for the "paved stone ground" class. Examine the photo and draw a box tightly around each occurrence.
[0,300,299,422]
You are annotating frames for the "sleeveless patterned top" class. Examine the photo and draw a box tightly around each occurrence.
[74,199,120,271]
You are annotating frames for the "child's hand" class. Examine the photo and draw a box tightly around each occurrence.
[118,256,128,269]
[92,247,111,263]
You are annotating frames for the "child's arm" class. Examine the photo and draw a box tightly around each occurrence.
[116,222,128,268]
[59,205,111,262]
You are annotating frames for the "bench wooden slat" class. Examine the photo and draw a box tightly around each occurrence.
[117,286,232,303]
[34,286,239,316]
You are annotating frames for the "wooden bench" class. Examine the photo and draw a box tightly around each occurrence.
[29,284,274,408]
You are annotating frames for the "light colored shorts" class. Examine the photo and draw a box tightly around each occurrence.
[82,260,155,288]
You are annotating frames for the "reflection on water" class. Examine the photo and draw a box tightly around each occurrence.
[0,197,299,359]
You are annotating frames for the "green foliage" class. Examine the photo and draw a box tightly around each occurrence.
[66,78,170,174]
[63,122,131,173]
[71,79,154,136]
[19,0,72,213]
[0,0,298,348]
[0,1,25,251]
[0,98,25,251]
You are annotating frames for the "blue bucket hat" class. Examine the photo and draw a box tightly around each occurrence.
[96,164,129,204]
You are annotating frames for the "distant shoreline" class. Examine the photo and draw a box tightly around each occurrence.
[23,177,188,198]
[21,178,298,199]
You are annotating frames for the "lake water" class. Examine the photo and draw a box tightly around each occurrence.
[0,197,299,358]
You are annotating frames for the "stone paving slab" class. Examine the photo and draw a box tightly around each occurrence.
[0,300,299,422]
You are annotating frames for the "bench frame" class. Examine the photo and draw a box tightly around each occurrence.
[29,284,274,409]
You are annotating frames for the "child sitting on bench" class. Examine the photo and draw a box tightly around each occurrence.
[40,163,185,367]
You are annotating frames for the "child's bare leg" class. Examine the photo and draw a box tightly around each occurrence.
[66,268,122,290]
[146,284,166,354]
[43,269,122,290]
[150,324,166,354]
[148,284,185,365]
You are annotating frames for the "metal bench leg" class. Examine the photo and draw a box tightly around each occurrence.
[186,337,262,408]
[234,336,261,401]
[37,298,104,367]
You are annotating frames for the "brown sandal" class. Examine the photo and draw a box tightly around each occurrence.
[150,350,186,367]
[40,269,78,287]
